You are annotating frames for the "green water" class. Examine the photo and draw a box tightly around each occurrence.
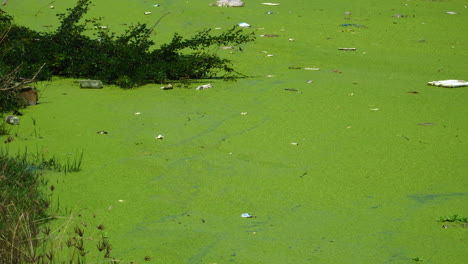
[2,0,468,263]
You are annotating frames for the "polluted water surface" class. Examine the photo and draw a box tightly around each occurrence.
[2,0,468,263]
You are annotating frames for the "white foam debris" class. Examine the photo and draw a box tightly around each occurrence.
[428,80,468,88]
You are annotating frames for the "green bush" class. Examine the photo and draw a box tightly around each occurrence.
[0,0,255,88]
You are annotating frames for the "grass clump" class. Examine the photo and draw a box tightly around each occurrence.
[0,0,255,88]
[0,149,117,263]
[0,151,50,263]
[438,214,468,223]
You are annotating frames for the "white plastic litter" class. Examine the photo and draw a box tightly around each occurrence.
[195,84,213,90]
[428,80,468,88]
[211,0,245,7]
[261,3,280,5]
[238,22,251,28]
[241,213,254,218]
[156,135,164,139]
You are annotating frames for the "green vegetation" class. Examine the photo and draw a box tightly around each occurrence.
[438,214,468,223]
[0,150,49,263]
[0,0,255,89]
[0,150,116,263]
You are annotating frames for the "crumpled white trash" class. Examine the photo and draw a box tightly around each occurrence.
[196,84,213,90]
[428,80,468,88]
[241,213,255,218]
[211,0,245,7]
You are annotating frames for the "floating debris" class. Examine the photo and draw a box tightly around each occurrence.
[160,84,173,90]
[260,34,280,37]
[341,23,365,28]
[134,112,141,115]
[306,80,314,83]
[220,46,235,50]
[5,116,19,125]
[407,91,419,94]
[211,0,245,7]
[156,134,164,139]
[261,3,280,5]
[446,11,457,15]
[241,112,248,115]
[291,142,299,145]
[241,213,255,218]
[238,22,251,28]
[144,12,152,15]
[196,84,213,90]
[285,88,298,92]
[288,66,302,69]
[338,48,356,51]
[428,80,468,88]
[344,11,351,15]
[304,67,321,71]
[266,11,274,14]
[97,131,108,134]
[79,80,103,89]
[418,123,434,126]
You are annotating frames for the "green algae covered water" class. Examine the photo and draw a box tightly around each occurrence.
[2,0,468,263]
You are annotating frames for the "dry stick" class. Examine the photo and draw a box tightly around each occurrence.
[0,63,46,91]
[149,12,171,32]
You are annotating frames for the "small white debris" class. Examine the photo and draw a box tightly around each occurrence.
[261,3,280,5]
[118,200,125,202]
[303,67,321,71]
[306,80,314,83]
[369,108,379,111]
[153,4,160,7]
[428,79,468,88]
[156,135,164,139]
[241,112,248,115]
[241,213,254,218]
[144,11,152,15]
[134,112,141,115]
[291,142,299,145]
[266,54,274,57]
[266,75,275,77]
[50,6,55,9]
[238,22,251,28]
[160,84,173,90]
[196,84,213,90]
[289,38,295,42]
[211,0,245,7]
[446,11,457,14]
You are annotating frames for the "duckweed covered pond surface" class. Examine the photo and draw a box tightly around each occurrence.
[3,0,468,263]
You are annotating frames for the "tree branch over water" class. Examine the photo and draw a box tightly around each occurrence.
[0,0,255,88]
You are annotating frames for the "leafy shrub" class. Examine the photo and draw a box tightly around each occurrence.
[0,0,255,88]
